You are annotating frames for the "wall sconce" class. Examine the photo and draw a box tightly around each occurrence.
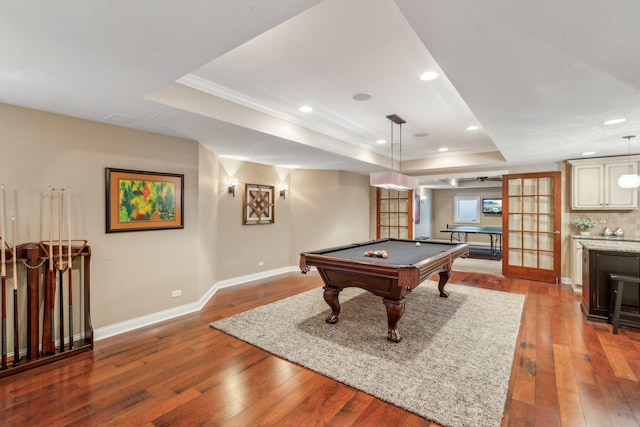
[228,178,238,197]
[279,184,289,199]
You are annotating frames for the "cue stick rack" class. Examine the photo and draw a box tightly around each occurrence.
[0,241,92,379]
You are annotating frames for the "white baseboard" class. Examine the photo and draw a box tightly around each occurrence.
[93,267,576,341]
[559,276,582,293]
[94,266,300,341]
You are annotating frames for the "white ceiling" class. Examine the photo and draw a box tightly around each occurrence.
[2,0,640,187]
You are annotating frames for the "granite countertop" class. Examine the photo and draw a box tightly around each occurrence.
[569,234,640,242]
[578,239,640,253]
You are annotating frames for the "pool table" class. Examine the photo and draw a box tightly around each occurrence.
[299,238,469,342]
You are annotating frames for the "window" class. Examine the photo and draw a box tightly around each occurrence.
[454,196,480,223]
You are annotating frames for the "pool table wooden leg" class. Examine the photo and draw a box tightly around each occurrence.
[382,297,406,343]
[323,286,341,324]
[437,271,450,298]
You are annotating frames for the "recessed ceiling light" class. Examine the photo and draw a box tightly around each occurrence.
[376,139,386,144]
[299,106,313,113]
[419,71,439,81]
[581,151,596,156]
[353,93,372,101]
[438,147,449,152]
[466,125,480,131]
[603,118,626,125]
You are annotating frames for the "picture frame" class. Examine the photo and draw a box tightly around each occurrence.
[243,183,275,225]
[106,168,184,233]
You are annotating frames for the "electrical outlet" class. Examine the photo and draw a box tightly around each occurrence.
[171,290,182,298]
[258,261,264,266]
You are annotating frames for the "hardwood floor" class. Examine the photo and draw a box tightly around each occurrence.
[1,270,639,426]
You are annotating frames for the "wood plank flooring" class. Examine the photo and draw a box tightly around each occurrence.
[1,270,639,426]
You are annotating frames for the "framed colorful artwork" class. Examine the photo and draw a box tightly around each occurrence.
[105,168,184,232]
[243,184,274,225]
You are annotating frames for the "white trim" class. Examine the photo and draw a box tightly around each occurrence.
[94,266,300,341]
[177,74,379,154]
[178,74,289,121]
[94,301,200,341]
[560,276,572,285]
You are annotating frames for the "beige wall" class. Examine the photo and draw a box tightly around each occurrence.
[215,158,293,280]
[214,163,372,279]
[0,102,202,329]
[0,102,372,333]
[291,169,371,262]
[17,97,635,329]
[198,144,219,294]
[432,187,503,245]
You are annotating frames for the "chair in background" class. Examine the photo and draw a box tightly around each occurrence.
[608,273,640,334]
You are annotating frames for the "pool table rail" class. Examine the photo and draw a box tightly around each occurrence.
[300,239,469,290]
[299,239,469,342]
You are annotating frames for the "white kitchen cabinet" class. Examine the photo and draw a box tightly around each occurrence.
[571,237,585,291]
[569,158,639,210]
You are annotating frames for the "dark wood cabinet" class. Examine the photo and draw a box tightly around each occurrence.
[582,247,640,328]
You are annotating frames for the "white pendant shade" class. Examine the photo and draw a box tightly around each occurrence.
[617,173,640,189]
[370,171,418,190]
[618,135,639,188]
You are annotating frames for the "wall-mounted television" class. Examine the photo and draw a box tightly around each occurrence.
[482,198,502,214]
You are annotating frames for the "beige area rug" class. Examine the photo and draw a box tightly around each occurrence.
[210,282,524,427]
[452,257,503,276]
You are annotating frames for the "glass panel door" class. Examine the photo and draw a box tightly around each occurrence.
[377,188,413,239]
[503,172,561,283]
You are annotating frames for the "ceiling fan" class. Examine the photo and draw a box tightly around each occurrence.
[458,176,503,183]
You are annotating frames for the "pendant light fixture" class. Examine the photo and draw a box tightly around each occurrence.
[617,135,640,189]
[370,114,418,190]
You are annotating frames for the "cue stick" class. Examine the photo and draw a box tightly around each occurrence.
[1,264,5,370]
[42,186,56,354]
[44,267,55,354]
[57,189,64,353]
[1,184,6,369]
[58,266,63,352]
[67,188,73,350]
[47,187,56,354]
[12,216,18,366]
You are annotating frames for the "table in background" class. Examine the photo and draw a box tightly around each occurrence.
[300,238,469,342]
[440,225,502,259]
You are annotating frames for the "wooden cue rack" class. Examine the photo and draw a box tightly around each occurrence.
[0,242,92,379]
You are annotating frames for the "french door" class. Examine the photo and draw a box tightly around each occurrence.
[376,188,413,239]
[502,172,561,282]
